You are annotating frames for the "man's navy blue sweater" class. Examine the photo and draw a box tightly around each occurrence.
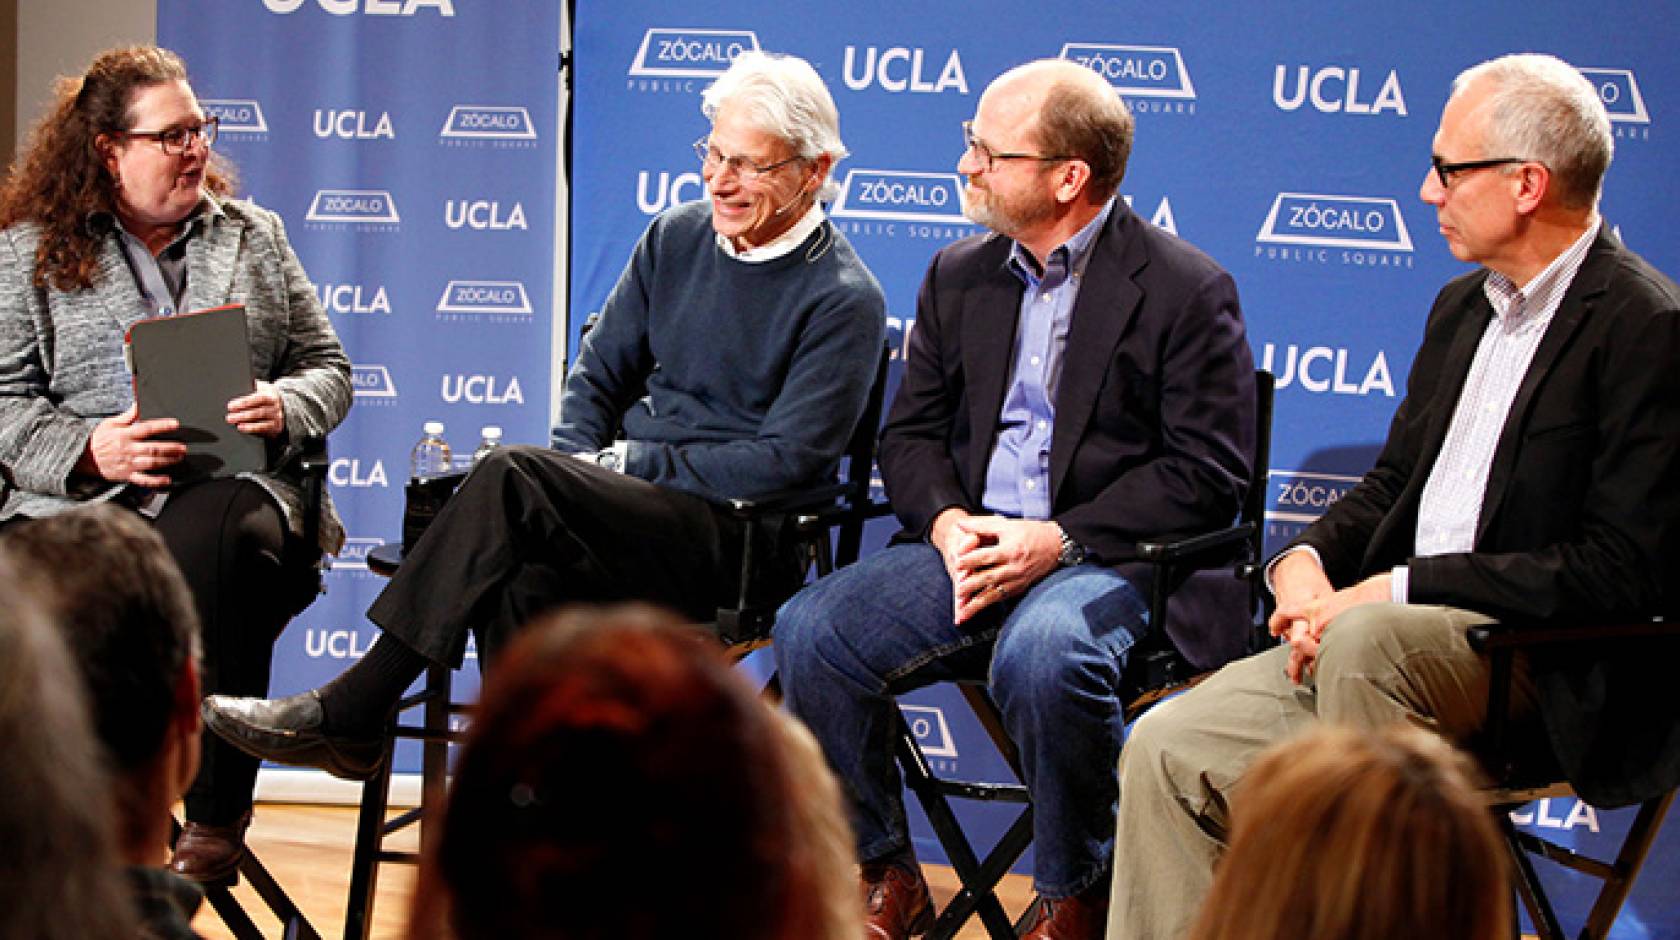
[552,200,886,501]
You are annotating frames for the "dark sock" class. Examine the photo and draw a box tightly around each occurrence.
[316,633,428,734]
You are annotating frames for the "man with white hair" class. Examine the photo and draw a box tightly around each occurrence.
[1110,53,1680,940]
[205,51,885,778]
[775,58,1255,940]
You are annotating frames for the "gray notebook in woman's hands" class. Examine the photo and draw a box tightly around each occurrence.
[125,304,265,483]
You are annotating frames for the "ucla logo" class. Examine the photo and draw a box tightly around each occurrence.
[1256,193,1414,268]
[304,629,375,659]
[1578,68,1650,140]
[630,28,761,78]
[1272,65,1406,116]
[1059,43,1196,113]
[899,704,958,759]
[314,109,394,140]
[317,283,390,315]
[832,170,966,224]
[886,316,918,362]
[1510,799,1600,833]
[263,0,453,14]
[201,99,268,134]
[842,46,969,94]
[329,458,388,488]
[437,280,533,316]
[307,189,400,225]
[444,199,528,231]
[440,106,537,142]
[637,170,705,216]
[442,374,525,406]
[1261,343,1395,398]
[351,364,397,399]
[1122,194,1179,235]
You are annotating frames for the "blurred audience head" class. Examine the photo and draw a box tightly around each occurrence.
[410,604,858,940]
[0,504,203,863]
[1188,723,1509,940]
[0,557,138,938]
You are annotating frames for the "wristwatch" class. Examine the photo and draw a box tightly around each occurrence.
[1057,526,1087,567]
[595,447,622,472]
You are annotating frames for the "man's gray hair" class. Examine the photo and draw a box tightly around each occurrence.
[701,50,848,202]
[1453,53,1613,210]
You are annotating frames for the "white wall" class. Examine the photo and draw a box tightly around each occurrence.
[13,0,156,147]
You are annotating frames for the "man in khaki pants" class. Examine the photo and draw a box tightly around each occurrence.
[1109,52,1680,940]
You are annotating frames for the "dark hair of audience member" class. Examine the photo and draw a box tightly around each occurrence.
[1188,724,1510,940]
[0,562,139,939]
[0,504,201,856]
[406,604,859,940]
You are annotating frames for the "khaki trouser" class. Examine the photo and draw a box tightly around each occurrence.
[1106,602,1535,940]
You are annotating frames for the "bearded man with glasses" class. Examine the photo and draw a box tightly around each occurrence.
[205,51,885,789]
[773,58,1257,940]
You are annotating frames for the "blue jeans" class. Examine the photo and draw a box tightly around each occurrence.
[773,541,1150,898]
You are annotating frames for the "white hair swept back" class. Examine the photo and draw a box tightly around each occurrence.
[702,50,848,202]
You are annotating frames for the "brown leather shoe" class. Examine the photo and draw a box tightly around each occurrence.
[861,861,934,940]
[169,813,252,886]
[1020,879,1109,940]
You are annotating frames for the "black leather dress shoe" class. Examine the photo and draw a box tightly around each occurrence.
[202,691,386,781]
[170,813,251,885]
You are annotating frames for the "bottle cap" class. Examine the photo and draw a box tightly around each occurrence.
[423,421,445,435]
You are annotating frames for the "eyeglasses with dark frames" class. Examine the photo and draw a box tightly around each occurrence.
[961,120,1071,172]
[1430,154,1532,188]
[693,137,803,181]
[115,117,219,155]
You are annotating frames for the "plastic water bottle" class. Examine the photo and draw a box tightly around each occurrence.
[472,425,503,465]
[410,421,453,480]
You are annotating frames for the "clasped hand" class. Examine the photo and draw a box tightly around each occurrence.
[933,509,1062,624]
[1266,552,1391,684]
[81,382,286,486]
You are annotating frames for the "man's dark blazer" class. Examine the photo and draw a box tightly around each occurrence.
[1291,225,1680,806]
[878,199,1257,670]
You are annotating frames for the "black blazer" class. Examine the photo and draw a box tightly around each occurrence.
[1290,226,1680,805]
[879,200,1257,670]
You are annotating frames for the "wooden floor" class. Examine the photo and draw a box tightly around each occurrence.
[190,803,1038,940]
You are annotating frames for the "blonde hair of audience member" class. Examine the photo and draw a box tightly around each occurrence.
[406,605,859,940]
[0,565,138,939]
[1188,725,1509,940]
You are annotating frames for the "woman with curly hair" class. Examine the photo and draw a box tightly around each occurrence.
[0,45,351,883]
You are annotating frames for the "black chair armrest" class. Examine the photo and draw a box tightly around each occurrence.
[798,496,895,525]
[278,436,329,555]
[722,481,856,518]
[1467,618,1679,652]
[1136,522,1256,565]
[1471,616,1679,783]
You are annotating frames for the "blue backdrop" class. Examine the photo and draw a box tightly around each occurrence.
[575,3,1680,935]
[158,0,561,740]
[161,1,1677,934]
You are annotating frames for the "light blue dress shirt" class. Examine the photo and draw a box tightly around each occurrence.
[980,200,1114,519]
